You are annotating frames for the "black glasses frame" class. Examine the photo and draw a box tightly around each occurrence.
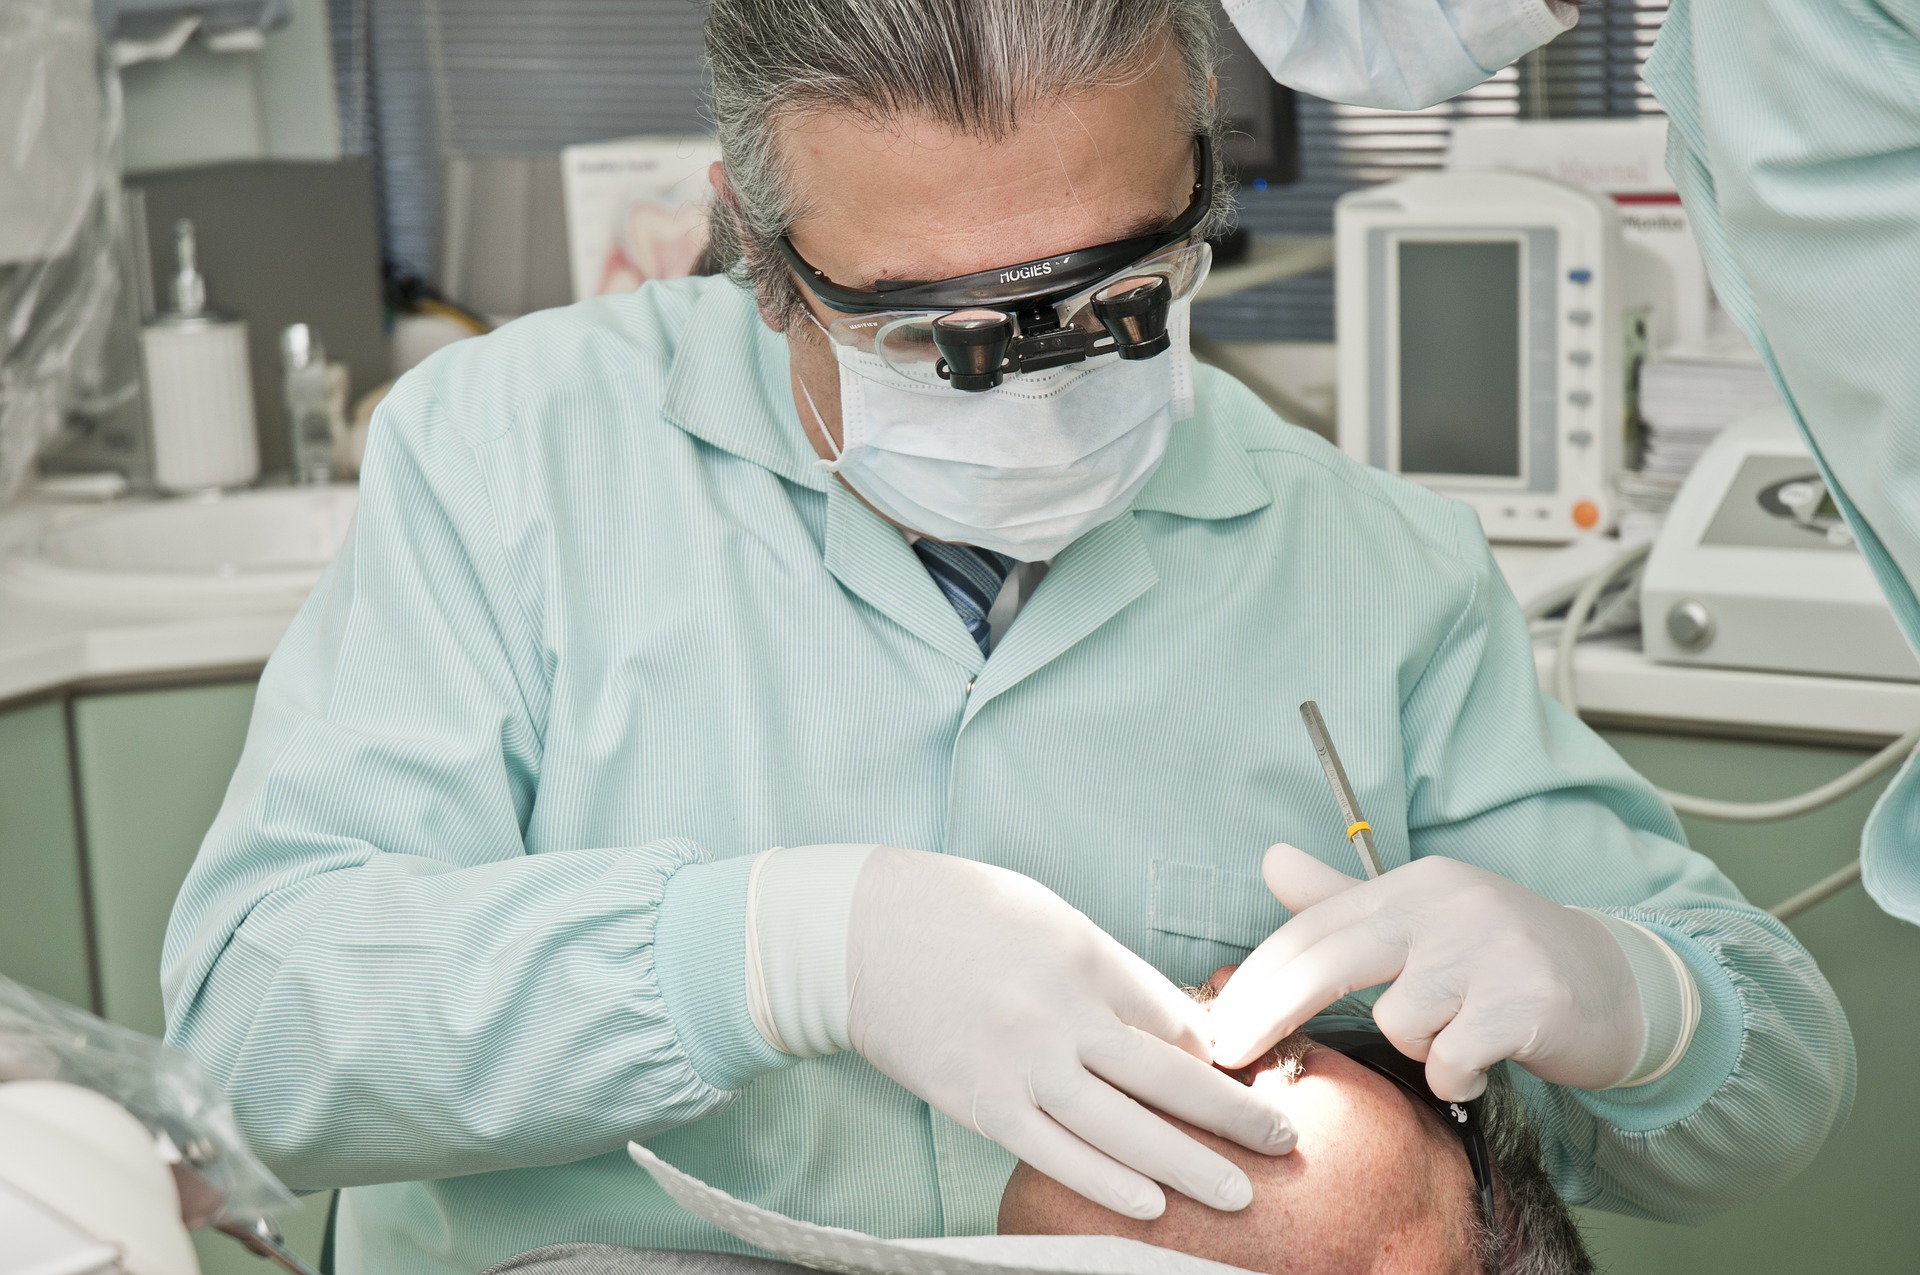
[1311,1029,1500,1272]
[776,134,1215,317]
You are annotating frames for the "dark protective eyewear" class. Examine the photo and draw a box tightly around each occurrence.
[778,135,1214,391]
[1312,1030,1500,1272]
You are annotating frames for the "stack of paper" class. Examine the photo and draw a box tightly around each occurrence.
[1620,339,1780,528]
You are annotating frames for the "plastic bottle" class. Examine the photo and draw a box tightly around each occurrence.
[280,324,335,485]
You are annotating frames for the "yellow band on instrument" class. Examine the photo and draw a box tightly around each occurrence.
[1346,821,1371,842]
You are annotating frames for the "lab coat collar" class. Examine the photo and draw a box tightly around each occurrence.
[659,279,832,493]
[1130,405,1274,524]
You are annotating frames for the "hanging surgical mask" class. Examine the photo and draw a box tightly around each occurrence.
[802,302,1195,563]
[1224,0,1575,112]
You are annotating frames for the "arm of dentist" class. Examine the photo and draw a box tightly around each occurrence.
[160,363,1289,1219]
[1209,505,1854,1223]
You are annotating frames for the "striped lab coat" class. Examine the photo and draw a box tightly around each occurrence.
[162,275,1852,1275]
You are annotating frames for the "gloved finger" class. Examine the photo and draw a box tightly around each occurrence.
[1259,843,1364,913]
[1085,1026,1296,1155]
[1368,972,1466,1064]
[1227,853,1393,983]
[1209,922,1412,1068]
[1103,943,1216,1062]
[1038,1068,1256,1212]
[987,1103,1169,1220]
[1422,996,1524,1102]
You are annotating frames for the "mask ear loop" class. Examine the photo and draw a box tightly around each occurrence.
[796,309,848,473]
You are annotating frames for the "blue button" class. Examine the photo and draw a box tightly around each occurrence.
[1568,268,1593,284]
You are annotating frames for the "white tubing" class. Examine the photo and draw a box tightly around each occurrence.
[1547,545,1918,921]
[1770,860,1864,922]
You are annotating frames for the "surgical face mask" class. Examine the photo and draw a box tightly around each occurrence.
[802,301,1196,562]
[1224,0,1576,112]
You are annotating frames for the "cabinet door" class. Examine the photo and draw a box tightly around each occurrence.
[68,682,333,1275]
[1578,731,1919,1275]
[0,698,93,1009]
[71,681,256,1038]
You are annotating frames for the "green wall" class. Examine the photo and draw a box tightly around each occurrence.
[1579,730,1919,1274]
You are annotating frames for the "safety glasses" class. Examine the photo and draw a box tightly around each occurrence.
[1311,1029,1500,1270]
[778,135,1215,390]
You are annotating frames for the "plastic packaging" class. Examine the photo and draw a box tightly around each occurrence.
[0,0,125,506]
[0,974,297,1228]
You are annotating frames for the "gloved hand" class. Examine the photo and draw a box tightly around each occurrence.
[1206,845,1646,1101]
[841,847,1296,1220]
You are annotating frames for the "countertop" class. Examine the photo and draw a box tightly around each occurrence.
[4,494,1917,745]
[0,496,302,703]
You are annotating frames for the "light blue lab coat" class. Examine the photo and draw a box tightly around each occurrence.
[162,276,1852,1275]
[1646,0,1920,923]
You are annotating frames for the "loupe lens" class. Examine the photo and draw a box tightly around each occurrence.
[933,309,1012,391]
[1092,275,1173,360]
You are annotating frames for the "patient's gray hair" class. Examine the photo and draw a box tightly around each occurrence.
[701,0,1229,329]
[1473,1072,1594,1275]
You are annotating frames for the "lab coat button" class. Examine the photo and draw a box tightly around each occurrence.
[966,678,975,694]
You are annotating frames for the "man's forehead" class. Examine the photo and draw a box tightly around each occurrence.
[776,67,1195,288]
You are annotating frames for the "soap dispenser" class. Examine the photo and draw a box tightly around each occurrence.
[140,220,260,493]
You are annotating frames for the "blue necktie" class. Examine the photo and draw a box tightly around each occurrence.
[913,539,1014,656]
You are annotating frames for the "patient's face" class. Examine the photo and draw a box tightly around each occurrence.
[997,979,1479,1275]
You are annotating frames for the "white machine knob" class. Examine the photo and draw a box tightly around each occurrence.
[1666,600,1716,651]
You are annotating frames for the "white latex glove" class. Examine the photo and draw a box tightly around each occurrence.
[844,847,1297,1220]
[1207,846,1646,1101]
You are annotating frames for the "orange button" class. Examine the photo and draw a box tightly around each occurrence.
[1571,500,1601,529]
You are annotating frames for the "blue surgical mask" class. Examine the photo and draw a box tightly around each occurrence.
[1224,0,1576,112]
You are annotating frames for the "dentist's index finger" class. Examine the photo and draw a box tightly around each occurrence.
[1208,914,1413,1067]
[1260,843,1364,911]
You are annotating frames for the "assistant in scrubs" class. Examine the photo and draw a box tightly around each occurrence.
[1641,0,1920,922]
[162,3,1853,1272]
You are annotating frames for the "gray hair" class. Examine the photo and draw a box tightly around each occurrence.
[700,0,1231,329]
[1473,1070,1595,1275]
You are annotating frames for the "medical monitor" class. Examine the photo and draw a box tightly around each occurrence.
[1336,171,1632,543]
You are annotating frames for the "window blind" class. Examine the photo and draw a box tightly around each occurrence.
[330,0,1669,339]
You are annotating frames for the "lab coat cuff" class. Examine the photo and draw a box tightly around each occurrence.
[1581,909,1702,1088]
[656,855,793,1093]
[748,844,878,1058]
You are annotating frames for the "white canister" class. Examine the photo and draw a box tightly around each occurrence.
[141,317,260,493]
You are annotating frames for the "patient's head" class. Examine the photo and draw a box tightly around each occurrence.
[997,980,1591,1275]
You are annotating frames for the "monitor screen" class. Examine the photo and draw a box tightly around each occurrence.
[1396,240,1523,479]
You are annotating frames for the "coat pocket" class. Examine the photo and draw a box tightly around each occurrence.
[1146,858,1290,991]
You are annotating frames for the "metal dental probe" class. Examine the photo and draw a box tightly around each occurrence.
[1298,700,1385,880]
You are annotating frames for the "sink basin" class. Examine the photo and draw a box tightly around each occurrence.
[2,485,359,606]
